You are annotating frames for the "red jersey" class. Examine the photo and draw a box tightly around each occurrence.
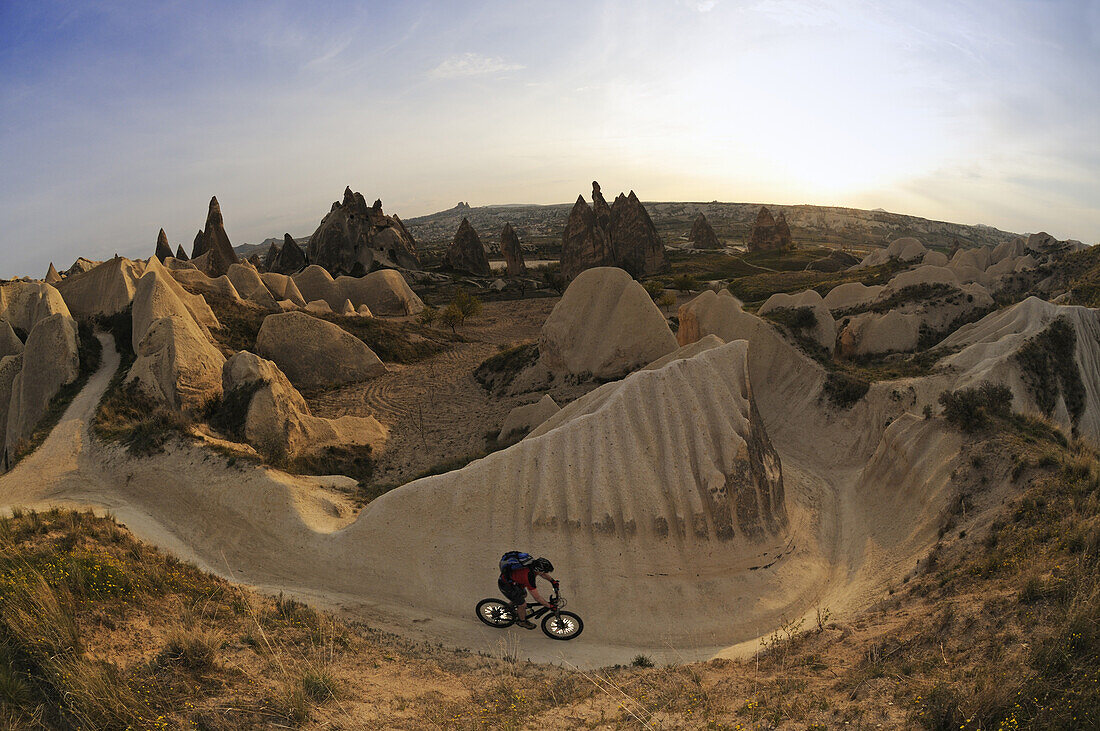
[507,567,537,589]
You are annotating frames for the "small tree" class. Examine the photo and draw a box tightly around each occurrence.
[541,267,565,294]
[417,305,439,327]
[643,279,665,301]
[438,304,463,334]
[657,291,677,312]
[452,289,482,323]
[671,274,698,292]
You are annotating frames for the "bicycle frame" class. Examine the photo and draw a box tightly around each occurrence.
[514,593,563,620]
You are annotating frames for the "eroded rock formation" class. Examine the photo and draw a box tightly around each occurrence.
[559,182,667,280]
[747,206,794,252]
[307,188,419,275]
[195,197,239,277]
[447,218,490,276]
[610,190,667,278]
[689,213,720,249]
[155,229,173,262]
[560,194,616,281]
[500,223,526,277]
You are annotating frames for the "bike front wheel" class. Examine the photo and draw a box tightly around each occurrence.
[541,611,583,640]
[475,598,516,628]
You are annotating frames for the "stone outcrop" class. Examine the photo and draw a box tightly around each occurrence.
[155,229,173,262]
[500,223,526,277]
[447,218,490,276]
[759,290,837,352]
[221,351,386,459]
[292,265,345,311]
[560,182,667,280]
[560,194,616,281]
[126,313,226,413]
[64,258,99,277]
[498,394,559,443]
[227,264,278,310]
[131,267,214,352]
[306,188,419,275]
[260,273,306,307]
[263,243,279,271]
[168,269,242,303]
[0,354,22,465]
[194,197,239,277]
[539,267,678,379]
[335,270,425,316]
[689,213,720,249]
[56,258,142,318]
[747,207,794,252]
[175,245,189,262]
[611,191,667,278]
[190,231,203,259]
[45,263,62,284]
[0,281,72,335]
[4,313,79,459]
[0,322,23,359]
[272,234,307,275]
[255,312,386,389]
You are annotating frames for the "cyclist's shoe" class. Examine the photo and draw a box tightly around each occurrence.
[515,620,536,629]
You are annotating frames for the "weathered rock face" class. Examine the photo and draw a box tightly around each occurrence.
[335,270,425,316]
[262,242,278,271]
[758,290,837,352]
[500,223,526,277]
[747,206,794,252]
[142,257,220,332]
[190,231,204,259]
[227,264,278,310]
[155,229,173,262]
[689,213,720,249]
[271,234,307,275]
[255,312,386,389]
[292,265,344,311]
[126,314,225,413]
[307,188,420,275]
[64,258,99,277]
[447,218,490,276]
[0,281,72,335]
[191,197,239,277]
[498,394,559,443]
[559,182,666,280]
[539,267,678,379]
[560,195,616,281]
[222,351,386,460]
[0,354,23,464]
[260,273,306,307]
[175,245,189,262]
[0,322,23,360]
[4,313,79,458]
[44,263,62,284]
[56,258,142,318]
[610,190,667,278]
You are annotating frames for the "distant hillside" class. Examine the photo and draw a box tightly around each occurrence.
[404,201,1020,254]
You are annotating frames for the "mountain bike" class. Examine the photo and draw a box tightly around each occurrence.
[475,590,584,641]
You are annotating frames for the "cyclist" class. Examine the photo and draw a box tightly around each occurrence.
[499,556,558,629]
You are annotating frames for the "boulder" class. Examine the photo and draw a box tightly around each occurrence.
[539,267,677,379]
[227,264,278,310]
[339,299,356,316]
[498,394,560,443]
[747,206,794,252]
[306,187,419,274]
[489,278,506,291]
[56,257,141,317]
[447,218,491,276]
[44,263,62,284]
[195,196,239,277]
[922,250,949,267]
[610,190,667,278]
[169,269,243,303]
[759,290,836,351]
[885,237,927,262]
[155,229,173,262]
[4,314,79,456]
[126,314,225,412]
[293,265,345,310]
[335,269,425,316]
[950,246,991,271]
[272,233,307,275]
[500,223,527,277]
[260,272,307,307]
[823,282,884,312]
[255,311,386,389]
[356,304,373,317]
[689,213,720,249]
[305,300,333,315]
[676,290,758,346]
[560,194,616,281]
[222,351,386,459]
[0,281,72,334]
[0,322,23,359]
[838,310,921,358]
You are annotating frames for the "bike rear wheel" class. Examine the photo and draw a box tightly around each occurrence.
[541,611,583,640]
[476,598,516,628]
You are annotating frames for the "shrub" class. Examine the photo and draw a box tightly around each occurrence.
[823,373,870,408]
[630,655,655,668]
[671,274,698,292]
[452,289,482,323]
[764,306,817,332]
[938,383,1013,432]
[417,305,439,326]
[656,291,677,311]
[159,626,221,670]
[438,304,463,333]
[642,280,665,300]
[1014,317,1085,425]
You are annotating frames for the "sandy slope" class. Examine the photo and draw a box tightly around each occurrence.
[0,326,968,669]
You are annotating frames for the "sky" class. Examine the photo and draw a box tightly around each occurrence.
[1,0,1098,277]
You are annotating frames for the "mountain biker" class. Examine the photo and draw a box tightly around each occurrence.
[499,556,558,629]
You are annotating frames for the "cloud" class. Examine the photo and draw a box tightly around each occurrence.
[428,52,524,79]
[678,0,719,11]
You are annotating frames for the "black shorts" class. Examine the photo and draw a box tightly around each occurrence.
[498,578,527,607]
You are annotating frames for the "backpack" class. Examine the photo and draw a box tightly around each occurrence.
[499,551,533,577]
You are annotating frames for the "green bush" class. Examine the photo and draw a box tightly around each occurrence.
[938,383,1013,432]
[822,373,870,409]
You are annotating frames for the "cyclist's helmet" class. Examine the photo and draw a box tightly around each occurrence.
[530,557,554,573]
